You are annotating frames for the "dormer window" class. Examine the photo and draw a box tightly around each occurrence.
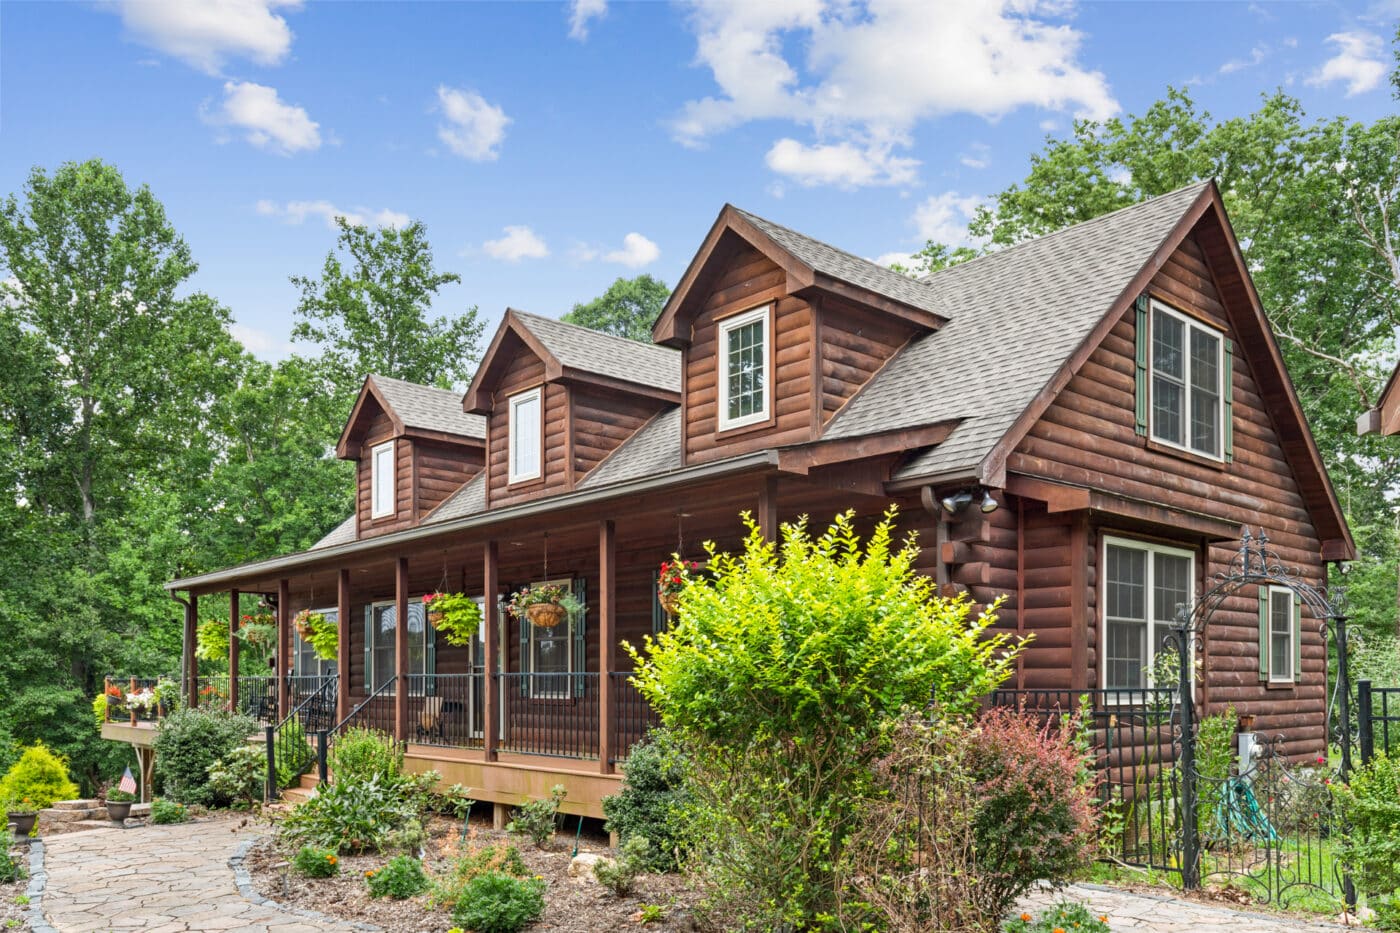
[509,387,542,484]
[718,304,770,432]
[371,441,395,518]
[1151,300,1224,459]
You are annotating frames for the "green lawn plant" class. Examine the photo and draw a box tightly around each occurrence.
[0,742,79,811]
[628,510,1020,930]
[292,844,339,878]
[280,774,419,853]
[1333,752,1400,928]
[153,708,255,806]
[506,784,565,848]
[206,745,265,807]
[449,872,545,933]
[1004,901,1111,933]
[365,854,427,899]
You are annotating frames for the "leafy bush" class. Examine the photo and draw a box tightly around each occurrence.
[1334,752,1400,928]
[365,854,427,899]
[1005,901,1111,933]
[430,840,530,910]
[275,719,315,789]
[602,729,690,872]
[153,708,255,806]
[507,784,565,848]
[0,828,24,884]
[150,798,188,824]
[449,872,545,933]
[327,727,401,785]
[207,745,265,806]
[594,836,651,897]
[0,742,79,811]
[1193,706,1236,843]
[105,787,136,803]
[629,511,1019,930]
[292,844,339,878]
[281,774,418,853]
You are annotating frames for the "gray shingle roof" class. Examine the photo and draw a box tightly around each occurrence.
[370,375,485,440]
[579,407,683,488]
[733,207,948,319]
[425,471,486,523]
[821,183,1210,481]
[311,515,356,550]
[512,311,681,394]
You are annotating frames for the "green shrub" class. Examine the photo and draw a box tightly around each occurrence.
[1005,901,1111,933]
[0,828,23,884]
[1334,752,1400,928]
[281,774,418,853]
[207,745,265,806]
[327,727,401,785]
[275,719,315,790]
[506,784,565,848]
[153,708,255,806]
[150,798,188,824]
[602,728,690,872]
[105,788,136,803]
[629,511,1018,930]
[365,854,427,899]
[292,844,340,878]
[0,742,79,811]
[594,836,651,897]
[429,841,530,910]
[449,872,545,933]
[1193,706,1236,844]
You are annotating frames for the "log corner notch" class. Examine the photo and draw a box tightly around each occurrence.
[919,485,996,603]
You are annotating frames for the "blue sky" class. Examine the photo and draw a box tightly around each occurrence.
[2,0,1396,361]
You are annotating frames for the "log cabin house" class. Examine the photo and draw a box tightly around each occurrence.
[139,180,1351,819]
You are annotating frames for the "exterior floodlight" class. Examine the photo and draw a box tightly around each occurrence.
[941,491,973,513]
[979,490,1000,514]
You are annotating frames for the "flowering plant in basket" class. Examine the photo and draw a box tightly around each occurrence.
[657,560,699,615]
[422,592,483,647]
[506,583,582,628]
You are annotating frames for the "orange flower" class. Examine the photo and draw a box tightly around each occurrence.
[1100,917,1108,924]
[326,855,338,865]
[1020,915,1032,923]
[1053,928,1066,933]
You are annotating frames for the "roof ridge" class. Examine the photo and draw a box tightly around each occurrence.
[510,308,680,357]
[731,204,939,288]
[368,373,462,395]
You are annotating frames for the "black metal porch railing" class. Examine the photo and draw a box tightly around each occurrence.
[1357,679,1400,761]
[234,675,278,725]
[195,674,228,708]
[331,675,398,740]
[499,672,599,759]
[265,674,337,800]
[405,673,486,749]
[611,672,660,764]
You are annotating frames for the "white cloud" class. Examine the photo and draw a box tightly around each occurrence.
[1308,31,1387,96]
[1219,44,1268,75]
[673,0,1117,188]
[231,321,295,359]
[913,192,984,246]
[256,199,409,230]
[482,226,549,262]
[873,250,915,268]
[109,0,301,75]
[959,142,991,170]
[207,81,320,154]
[569,0,607,40]
[603,233,660,267]
[765,138,919,187]
[436,86,510,161]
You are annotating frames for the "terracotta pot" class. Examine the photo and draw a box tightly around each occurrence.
[106,800,133,823]
[1238,714,1256,732]
[658,591,680,616]
[6,812,36,836]
[426,609,444,627]
[526,602,568,628]
[294,619,313,640]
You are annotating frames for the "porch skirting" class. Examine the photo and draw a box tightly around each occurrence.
[402,744,623,818]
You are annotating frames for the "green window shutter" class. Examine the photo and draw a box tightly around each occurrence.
[517,585,530,696]
[651,576,667,635]
[1293,598,1303,683]
[1257,588,1270,682]
[1224,339,1235,463]
[1135,294,1150,437]
[573,577,588,698]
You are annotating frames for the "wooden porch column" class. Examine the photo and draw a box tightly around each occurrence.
[337,568,351,723]
[277,579,291,722]
[228,589,240,712]
[483,541,500,762]
[184,594,198,708]
[598,520,616,774]
[758,475,779,543]
[394,557,409,743]
[1069,515,1089,691]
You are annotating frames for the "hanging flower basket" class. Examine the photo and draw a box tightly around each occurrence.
[658,591,681,616]
[423,592,481,646]
[526,602,568,628]
[507,583,582,629]
[657,559,699,617]
[292,608,321,640]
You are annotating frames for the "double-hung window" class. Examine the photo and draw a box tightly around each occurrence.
[1102,537,1194,691]
[1151,301,1224,459]
[1263,586,1298,684]
[508,388,542,484]
[718,305,770,431]
[365,600,434,695]
[523,578,573,699]
[293,608,338,677]
[371,442,395,518]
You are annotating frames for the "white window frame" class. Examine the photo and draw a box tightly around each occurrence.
[1100,535,1196,696]
[1266,586,1296,684]
[717,304,772,432]
[508,387,543,484]
[293,607,338,677]
[370,441,395,518]
[1149,300,1225,461]
[364,599,434,696]
[524,577,574,700]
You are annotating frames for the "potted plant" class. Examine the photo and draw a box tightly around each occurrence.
[293,608,326,641]
[5,795,37,837]
[237,616,276,655]
[304,611,338,661]
[657,559,699,616]
[125,687,157,718]
[105,787,136,823]
[195,618,229,662]
[422,592,483,646]
[506,583,583,628]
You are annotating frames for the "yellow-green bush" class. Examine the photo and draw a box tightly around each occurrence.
[0,742,78,810]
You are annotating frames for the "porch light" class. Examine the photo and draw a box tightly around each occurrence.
[940,491,973,514]
[979,490,999,514]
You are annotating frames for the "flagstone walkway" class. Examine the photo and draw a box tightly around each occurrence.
[1021,882,1353,933]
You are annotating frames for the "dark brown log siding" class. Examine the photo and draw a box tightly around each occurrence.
[414,441,484,520]
[486,351,568,509]
[819,298,916,425]
[356,411,414,538]
[569,387,667,480]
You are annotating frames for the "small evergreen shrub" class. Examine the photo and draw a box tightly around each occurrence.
[281,774,418,853]
[364,854,427,899]
[1005,901,1112,933]
[602,728,690,872]
[292,844,340,878]
[104,788,136,803]
[153,708,255,806]
[207,745,265,806]
[1333,752,1400,928]
[150,798,188,824]
[0,742,78,811]
[449,872,545,933]
[327,727,401,784]
[506,784,565,848]
[0,828,24,884]
[430,841,530,910]
[594,836,651,897]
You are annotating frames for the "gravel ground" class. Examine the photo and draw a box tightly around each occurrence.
[247,810,701,932]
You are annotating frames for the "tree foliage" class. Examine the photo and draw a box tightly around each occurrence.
[560,274,670,342]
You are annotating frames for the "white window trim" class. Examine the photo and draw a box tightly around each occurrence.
[370,441,395,518]
[1149,300,1225,461]
[293,606,338,677]
[364,599,433,696]
[1100,535,1196,698]
[508,387,543,485]
[525,577,574,700]
[717,304,772,433]
[1266,585,1296,684]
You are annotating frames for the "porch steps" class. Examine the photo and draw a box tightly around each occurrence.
[279,771,321,804]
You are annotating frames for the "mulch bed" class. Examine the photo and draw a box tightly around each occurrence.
[245,809,701,932]
[0,842,27,930]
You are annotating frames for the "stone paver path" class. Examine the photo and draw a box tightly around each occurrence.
[1022,882,1352,932]
[36,819,358,932]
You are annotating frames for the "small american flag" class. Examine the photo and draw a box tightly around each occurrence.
[118,767,137,796]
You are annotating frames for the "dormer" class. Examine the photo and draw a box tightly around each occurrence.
[464,311,680,509]
[337,375,486,538]
[652,205,949,465]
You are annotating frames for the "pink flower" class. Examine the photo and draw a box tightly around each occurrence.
[1317,756,1326,765]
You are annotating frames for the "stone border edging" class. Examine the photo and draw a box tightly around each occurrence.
[24,839,57,933]
[229,837,381,931]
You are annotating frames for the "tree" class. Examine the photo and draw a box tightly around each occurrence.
[888,242,981,278]
[561,274,670,342]
[291,217,484,403]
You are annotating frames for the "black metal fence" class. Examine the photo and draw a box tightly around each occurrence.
[234,676,277,724]
[264,675,337,800]
[499,672,599,759]
[1357,680,1400,762]
[611,672,661,764]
